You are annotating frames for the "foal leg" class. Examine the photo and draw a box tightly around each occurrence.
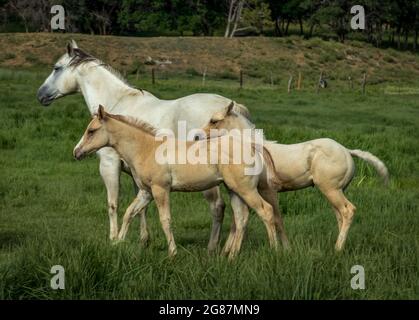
[132,180,150,246]
[239,190,278,250]
[98,148,121,241]
[118,189,152,241]
[202,187,226,252]
[222,215,236,256]
[323,189,356,251]
[259,188,290,249]
[227,192,250,260]
[151,185,177,257]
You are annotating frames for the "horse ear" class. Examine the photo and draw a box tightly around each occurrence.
[71,39,78,49]
[67,42,74,57]
[97,105,106,121]
[226,101,234,115]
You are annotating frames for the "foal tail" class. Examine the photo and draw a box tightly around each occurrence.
[349,149,389,185]
[259,145,282,188]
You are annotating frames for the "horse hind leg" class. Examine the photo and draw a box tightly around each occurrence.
[323,189,356,251]
[227,192,249,260]
[259,188,290,249]
[202,187,226,253]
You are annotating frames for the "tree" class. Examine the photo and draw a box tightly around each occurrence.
[224,0,245,37]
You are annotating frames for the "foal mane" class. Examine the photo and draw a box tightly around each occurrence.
[68,48,143,93]
[107,113,158,136]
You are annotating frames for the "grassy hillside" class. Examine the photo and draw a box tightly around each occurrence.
[0,66,418,299]
[1,33,419,87]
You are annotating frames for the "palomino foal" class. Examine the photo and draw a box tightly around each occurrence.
[204,104,389,251]
[74,106,278,259]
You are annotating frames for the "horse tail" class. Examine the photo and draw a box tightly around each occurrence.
[349,149,389,185]
[258,144,281,188]
[232,101,251,120]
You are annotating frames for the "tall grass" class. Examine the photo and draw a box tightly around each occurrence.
[0,68,418,299]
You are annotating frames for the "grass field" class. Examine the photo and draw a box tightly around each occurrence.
[0,66,418,300]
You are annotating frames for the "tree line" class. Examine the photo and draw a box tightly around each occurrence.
[1,0,419,51]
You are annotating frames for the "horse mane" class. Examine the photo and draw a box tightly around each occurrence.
[69,48,143,93]
[107,113,158,136]
[231,102,251,120]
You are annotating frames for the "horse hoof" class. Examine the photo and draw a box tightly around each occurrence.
[140,236,150,248]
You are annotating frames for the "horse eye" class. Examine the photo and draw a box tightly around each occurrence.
[210,120,217,124]
[88,129,96,135]
[54,66,61,71]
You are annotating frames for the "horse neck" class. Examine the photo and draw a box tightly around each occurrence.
[106,119,156,166]
[76,65,140,115]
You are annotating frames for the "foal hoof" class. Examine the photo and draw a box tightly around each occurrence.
[140,236,150,248]
[111,239,123,246]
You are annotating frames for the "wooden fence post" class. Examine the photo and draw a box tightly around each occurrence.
[239,69,243,89]
[361,72,367,94]
[136,68,140,81]
[288,75,293,93]
[202,67,207,86]
[151,68,155,85]
[316,71,323,93]
[297,71,302,90]
[348,76,353,90]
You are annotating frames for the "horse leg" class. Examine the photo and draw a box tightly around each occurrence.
[227,192,249,260]
[259,188,290,249]
[202,187,226,252]
[323,189,356,251]
[118,189,152,241]
[239,189,278,250]
[151,185,177,257]
[98,148,121,241]
[222,216,236,256]
[131,180,150,246]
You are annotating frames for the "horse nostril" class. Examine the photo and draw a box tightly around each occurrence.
[73,148,83,160]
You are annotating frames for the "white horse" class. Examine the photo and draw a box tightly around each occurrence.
[37,40,251,250]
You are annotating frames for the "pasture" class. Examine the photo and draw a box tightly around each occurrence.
[0,66,418,299]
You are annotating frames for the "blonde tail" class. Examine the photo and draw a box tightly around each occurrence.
[349,149,389,185]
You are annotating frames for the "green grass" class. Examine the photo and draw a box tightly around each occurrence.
[0,68,418,299]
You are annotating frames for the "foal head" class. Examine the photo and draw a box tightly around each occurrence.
[37,40,93,106]
[203,102,254,137]
[73,105,110,160]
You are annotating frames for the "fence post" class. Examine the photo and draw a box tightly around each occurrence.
[288,75,293,93]
[239,69,243,89]
[202,67,207,86]
[361,72,367,94]
[136,68,140,81]
[316,71,323,93]
[151,68,155,85]
[297,71,302,90]
[348,76,353,90]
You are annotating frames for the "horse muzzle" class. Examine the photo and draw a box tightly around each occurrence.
[73,147,85,161]
[37,86,58,106]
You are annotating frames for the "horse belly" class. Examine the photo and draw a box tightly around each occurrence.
[170,165,222,192]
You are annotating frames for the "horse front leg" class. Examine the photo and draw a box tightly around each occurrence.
[131,179,150,246]
[202,186,226,253]
[118,189,152,241]
[98,148,122,241]
[151,185,177,257]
